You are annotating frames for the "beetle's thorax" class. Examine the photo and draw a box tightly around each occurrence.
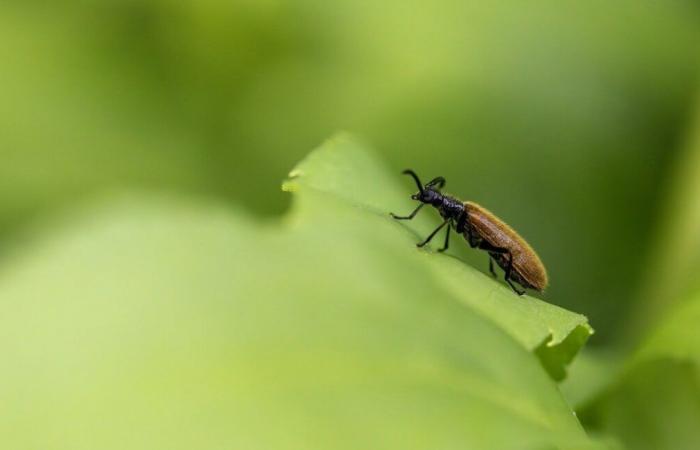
[415,189,464,220]
[437,194,464,220]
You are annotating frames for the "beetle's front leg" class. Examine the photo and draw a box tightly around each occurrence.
[417,220,449,248]
[390,203,424,220]
[437,225,451,252]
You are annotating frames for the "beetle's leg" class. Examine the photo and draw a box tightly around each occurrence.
[502,252,525,296]
[506,278,525,296]
[464,219,481,248]
[488,258,497,278]
[458,215,476,247]
[426,176,446,189]
[417,220,449,248]
[466,226,479,248]
[455,211,467,233]
[456,212,478,247]
[476,241,525,296]
[390,203,424,220]
[438,225,451,252]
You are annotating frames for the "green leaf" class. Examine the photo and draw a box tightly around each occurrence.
[0,136,603,449]
[584,292,700,450]
[285,133,593,381]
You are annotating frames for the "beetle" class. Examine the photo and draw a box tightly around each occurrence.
[390,169,548,295]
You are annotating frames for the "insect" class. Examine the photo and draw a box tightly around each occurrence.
[390,170,548,295]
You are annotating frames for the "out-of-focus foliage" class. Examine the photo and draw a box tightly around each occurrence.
[0,137,602,450]
[582,292,700,450]
[631,102,700,336]
[575,103,700,450]
[0,0,699,340]
[559,348,622,411]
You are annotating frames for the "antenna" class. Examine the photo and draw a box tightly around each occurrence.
[402,169,424,194]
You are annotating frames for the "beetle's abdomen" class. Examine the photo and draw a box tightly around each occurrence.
[464,201,548,291]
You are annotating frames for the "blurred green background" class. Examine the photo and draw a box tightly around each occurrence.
[3,0,700,341]
[2,0,700,448]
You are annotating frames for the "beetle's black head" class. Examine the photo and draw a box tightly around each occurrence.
[402,170,445,206]
[411,187,442,204]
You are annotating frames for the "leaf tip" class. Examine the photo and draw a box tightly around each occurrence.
[281,169,304,193]
[536,323,594,382]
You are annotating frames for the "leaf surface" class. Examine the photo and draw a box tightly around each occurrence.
[0,136,602,449]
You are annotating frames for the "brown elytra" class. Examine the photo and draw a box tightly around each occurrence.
[464,201,548,292]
